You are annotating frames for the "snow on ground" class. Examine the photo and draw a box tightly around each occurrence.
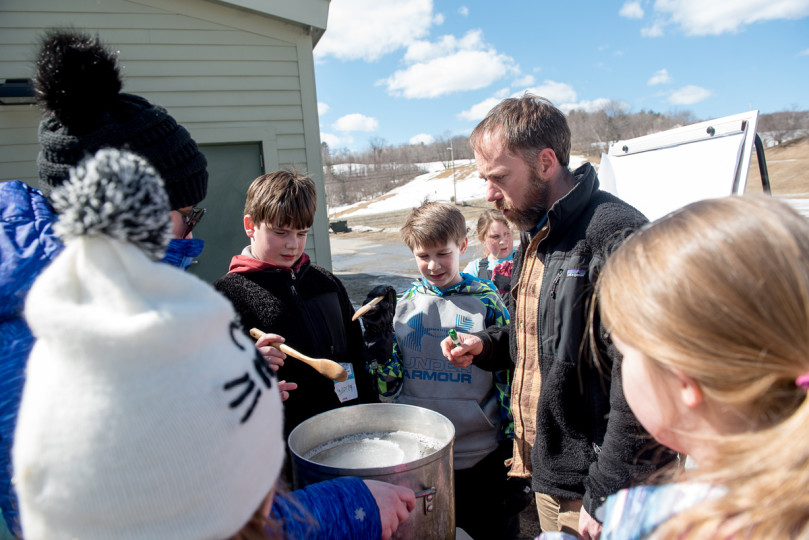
[758,130,809,148]
[328,155,588,219]
[329,160,464,177]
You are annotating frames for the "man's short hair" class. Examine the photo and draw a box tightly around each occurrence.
[401,201,467,250]
[244,170,316,229]
[469,94,571,168]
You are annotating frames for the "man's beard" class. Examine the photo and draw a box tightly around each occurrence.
[495,167,549,232]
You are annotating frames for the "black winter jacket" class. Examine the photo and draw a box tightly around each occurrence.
[214,260,379,438]
[474,163,674,517]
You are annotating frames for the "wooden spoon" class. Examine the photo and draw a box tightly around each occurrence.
[249,328,348,382]
[352,295,385,321]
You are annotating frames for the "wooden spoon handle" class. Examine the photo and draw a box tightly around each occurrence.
[249,329,316,363]
[276,343,319,365]
[352,295,385,321]
[249,328,348,382]
[249,327,265,341]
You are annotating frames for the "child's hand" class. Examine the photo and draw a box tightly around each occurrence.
[278,380,297,401]
[357,285,397,327]
[363,480,415,540]
[440,331,482,368]
[255,332,287,371]
[360,286,397,366]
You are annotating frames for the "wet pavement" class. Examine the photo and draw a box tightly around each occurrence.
[330,233,418,277]
[329,233,418,307]
[329,231,483,308]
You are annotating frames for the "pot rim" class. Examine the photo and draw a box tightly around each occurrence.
[288,403,456,476]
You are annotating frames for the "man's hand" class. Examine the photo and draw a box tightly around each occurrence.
[363,480,415,540]
[439,331,483,368]
[255,332,286,371]
[578,506,602,540]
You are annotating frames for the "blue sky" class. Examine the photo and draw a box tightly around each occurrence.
[312,0,809,152]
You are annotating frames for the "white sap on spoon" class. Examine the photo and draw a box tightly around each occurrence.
[305,430,443,468]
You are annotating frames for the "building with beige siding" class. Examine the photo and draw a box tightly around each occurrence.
[0,0,333,281]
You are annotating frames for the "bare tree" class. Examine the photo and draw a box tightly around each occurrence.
[323,106,808,209]
[758,105,809,145]
[321,142,331,167]
[368,136,388,166]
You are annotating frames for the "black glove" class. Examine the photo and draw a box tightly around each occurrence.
[360,285,397,366]
[502,477,533,516]
[360,285,396,328]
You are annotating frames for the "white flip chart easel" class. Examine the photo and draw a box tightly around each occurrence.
[598,111,761,222]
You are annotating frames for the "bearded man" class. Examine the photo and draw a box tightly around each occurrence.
[442,95,675,539]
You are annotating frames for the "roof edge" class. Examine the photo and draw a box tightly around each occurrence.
[214,0,329,36]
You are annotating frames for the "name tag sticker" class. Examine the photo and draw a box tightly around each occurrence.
[334,363,359,402]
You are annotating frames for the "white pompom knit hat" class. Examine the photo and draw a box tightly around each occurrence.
[14,148,284,540]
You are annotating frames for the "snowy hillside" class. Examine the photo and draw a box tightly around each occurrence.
[328,155,588,219]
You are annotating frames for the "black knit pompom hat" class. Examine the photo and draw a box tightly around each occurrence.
[34,29,207,210]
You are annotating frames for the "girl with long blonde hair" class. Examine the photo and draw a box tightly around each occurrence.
[589,195,809,538]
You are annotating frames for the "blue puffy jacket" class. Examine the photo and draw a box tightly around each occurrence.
[0,181,62,537]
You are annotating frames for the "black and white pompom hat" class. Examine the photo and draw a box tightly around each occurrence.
[15,148,284,540]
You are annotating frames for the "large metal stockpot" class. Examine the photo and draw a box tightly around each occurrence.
[287,403,456,539]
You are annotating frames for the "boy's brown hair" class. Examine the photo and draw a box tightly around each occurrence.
[400,201,468,250]
[244,171,316,229]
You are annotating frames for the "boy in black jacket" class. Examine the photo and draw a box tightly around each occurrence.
[214,171,378,443]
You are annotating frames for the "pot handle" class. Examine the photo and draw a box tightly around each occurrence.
[414,487,437,514]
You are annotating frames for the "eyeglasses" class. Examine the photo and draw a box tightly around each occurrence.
[178,207,206,238]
